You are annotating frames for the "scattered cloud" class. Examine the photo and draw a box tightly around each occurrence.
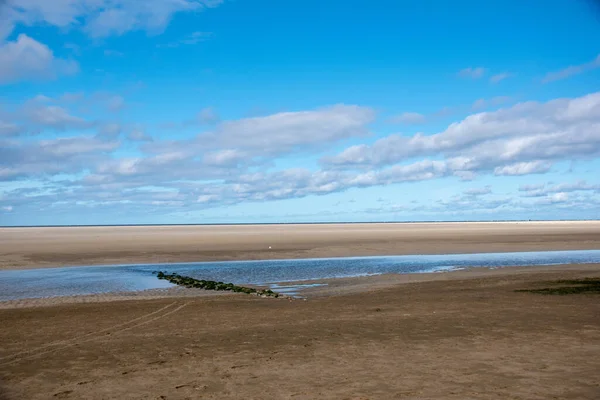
[388,112,426,125]
[0,120,22,137]
[0,0,224,39]
[22,101,91,131]
[458,67,486,79]
[197,107,220,124]
[542,54,600,83]
[0,34,78,84]
[493,161,552,176]
[148,104,376,160]
[463,186,492,196]
[106,95,125,112]
[490,72,512,83]
[323,92,600,183]
[0,135,119,180]
[98,123,122,139]
[3,91,600,217]
[518,180,600,197]
[128,126,153,142]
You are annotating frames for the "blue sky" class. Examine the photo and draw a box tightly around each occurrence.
[1,0,600,226]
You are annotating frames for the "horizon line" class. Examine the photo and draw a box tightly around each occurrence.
[1,218,599,228]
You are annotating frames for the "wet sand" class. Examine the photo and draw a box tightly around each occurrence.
[2,221,600,269]
[1,264,599,399]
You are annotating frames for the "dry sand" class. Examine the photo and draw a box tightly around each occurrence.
[2,221,600,269]
[1,222,600,399]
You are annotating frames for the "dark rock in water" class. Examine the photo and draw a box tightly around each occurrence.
[155,272,284,298]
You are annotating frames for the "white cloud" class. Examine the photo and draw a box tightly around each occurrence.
[0,120,22,137]
[98,123,122,138]
[128,127,153,142]
[1,205,13,212]
[1,0,223,39]
[107,95,125,112]
[542,54,600,83]
[490,72,512,83]
[3,92,600,216]
[458,67,486,79]
[518,183,545,193]
[197,107,219,124]
[547,192,568,203]
[389,112,426,125]
[464,186,492,196]
[518,180,600,198]
[22,101,91,131]
[203,149,246,166]
[0,34,78,84]
[494,161,552,176]
[324,92,600,179]
[0,135,119,180]
[147,104,376,160]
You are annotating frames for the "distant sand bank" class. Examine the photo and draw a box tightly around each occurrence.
[1,221,600,269]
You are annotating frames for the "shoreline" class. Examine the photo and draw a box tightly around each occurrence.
[2,262,599,309]
[1,247,598,271]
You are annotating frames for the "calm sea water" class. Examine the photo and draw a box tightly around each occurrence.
[1,250,599,301]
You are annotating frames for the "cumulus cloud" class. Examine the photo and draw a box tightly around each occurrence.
[518,180,600,197]
[146,104,376,160]
[323,92,600,181]
[0,136,119,180]
[22,102,91,131]
[463,186,492,196]
[494,161,552,176]
[542,54,600,83]
[0,34,78,84]
[0,0,223,39]
[128,126,153,142]
[3,92,600,216]
[0,120,22,137]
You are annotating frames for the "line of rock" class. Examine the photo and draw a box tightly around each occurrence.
[154,271,286,298]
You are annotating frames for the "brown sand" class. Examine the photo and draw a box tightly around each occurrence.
[1,222,600,399]
[1,265,599,399]
[2,221,600,269]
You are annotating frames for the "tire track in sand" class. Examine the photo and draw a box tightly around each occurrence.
[0,302,187,366]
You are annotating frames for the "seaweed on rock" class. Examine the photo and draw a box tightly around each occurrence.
[155,271,282,298]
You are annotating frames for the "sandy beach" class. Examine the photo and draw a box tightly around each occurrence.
[1,222,600,399]
[0,264,599,399]
[2,221,600,269]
